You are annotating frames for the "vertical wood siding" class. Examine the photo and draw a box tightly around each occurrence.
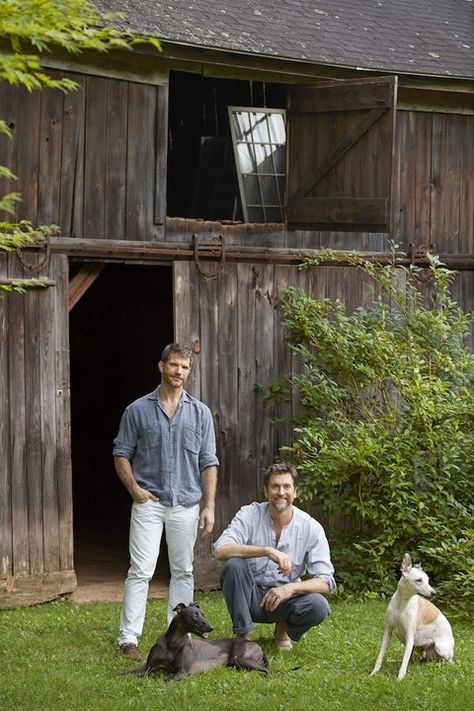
[0,71,167,241]
[0,255,75,607]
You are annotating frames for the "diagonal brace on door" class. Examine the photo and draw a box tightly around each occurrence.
[294,107,386,199]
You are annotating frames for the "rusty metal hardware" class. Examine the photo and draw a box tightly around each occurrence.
[193,234,225,279]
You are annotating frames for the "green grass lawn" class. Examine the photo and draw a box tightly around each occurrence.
[1,592,472,711]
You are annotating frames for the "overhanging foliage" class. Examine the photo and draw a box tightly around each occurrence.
[269,249,474,616]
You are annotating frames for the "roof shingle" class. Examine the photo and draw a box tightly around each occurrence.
[95,0,474,79]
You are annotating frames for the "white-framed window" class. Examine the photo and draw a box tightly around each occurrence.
[228,107,286,223]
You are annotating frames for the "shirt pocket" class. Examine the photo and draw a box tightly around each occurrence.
[141,427,162,450]
[183,425,201,454]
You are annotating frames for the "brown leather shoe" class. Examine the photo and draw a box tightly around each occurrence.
[120,643,142,661]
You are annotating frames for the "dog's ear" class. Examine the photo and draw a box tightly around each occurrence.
[173,603,187,613]
[400,553,412,574]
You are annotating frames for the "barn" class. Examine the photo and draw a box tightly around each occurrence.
[0,0,472,606]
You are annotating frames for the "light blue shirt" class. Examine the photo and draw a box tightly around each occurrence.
[113,388,219,507]
[214,501,336,592]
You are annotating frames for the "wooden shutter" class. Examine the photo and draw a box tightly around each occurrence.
[287,76,398,232]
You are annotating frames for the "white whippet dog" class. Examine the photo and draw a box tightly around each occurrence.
[370,553,454,680]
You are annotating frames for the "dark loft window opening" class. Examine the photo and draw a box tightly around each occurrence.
[167,71,287,223]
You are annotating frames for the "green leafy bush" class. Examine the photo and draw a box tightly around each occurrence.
[273,251,474,617]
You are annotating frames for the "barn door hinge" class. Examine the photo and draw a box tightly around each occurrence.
[193,234,225,280]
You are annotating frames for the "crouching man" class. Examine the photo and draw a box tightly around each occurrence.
[213,463,335,650]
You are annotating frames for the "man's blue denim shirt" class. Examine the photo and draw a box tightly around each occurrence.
[113,388,219,507]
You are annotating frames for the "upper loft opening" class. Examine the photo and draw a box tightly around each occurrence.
[167,71,287,223]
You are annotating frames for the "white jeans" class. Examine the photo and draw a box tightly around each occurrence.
[117,500,199,646]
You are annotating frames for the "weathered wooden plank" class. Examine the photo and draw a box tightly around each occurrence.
[273,264,294,453]
[173,261,201,396]
[154,85,169,229]
[24,284,44,575]
[54,256,74,573]
[16,88,41,224]
[40,258,60,574]
[105,78,128,240]
[254,264,276,490]
[414,113,432,246]
[217,264,239,499]
[236,263,259,509]
[430,114,448,249]
[197,272,219,414]
[0,83,19,219]
[125,82,151,240]
[186,265,220,584]
[0,256,12,583]
[444,115,463,252]
[398,112,416,245]
[83,75,107,239]
[40,51,168,86]
[59,73,86,238]
[144,84,158,238]
[7,254,29,580]
[287,197,389,229]
[290,77,397,114]
[0,569,76,608]
[37,83,64,225]
[459,115,474,254]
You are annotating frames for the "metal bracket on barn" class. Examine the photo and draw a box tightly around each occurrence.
[193,234,226,280]
[16,235,51,272]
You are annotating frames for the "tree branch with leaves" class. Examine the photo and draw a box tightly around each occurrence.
[0,0,160,291]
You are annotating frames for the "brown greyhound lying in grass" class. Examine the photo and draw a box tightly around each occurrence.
[128,603,268,681]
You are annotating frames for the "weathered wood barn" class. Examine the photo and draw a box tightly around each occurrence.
[0,0,473,606]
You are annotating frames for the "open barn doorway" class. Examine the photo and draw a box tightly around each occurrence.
[69,263,174,601]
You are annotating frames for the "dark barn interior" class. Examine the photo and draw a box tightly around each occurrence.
[69,264,173,596]
[167,71,287,221]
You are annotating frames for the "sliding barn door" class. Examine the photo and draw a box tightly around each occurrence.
[0,254,75,607]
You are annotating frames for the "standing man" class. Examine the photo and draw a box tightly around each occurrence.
[113,343,219,661]
[214,463,335,650]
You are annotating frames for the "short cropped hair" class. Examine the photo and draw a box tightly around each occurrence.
[263,463,298,488]
[160,342,193,364]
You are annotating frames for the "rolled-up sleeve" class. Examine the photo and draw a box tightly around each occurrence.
[198,405,219,472]
[112,406,138,460]
[306,522,336,593]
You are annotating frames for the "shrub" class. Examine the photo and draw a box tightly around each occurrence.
[272,250,474,617]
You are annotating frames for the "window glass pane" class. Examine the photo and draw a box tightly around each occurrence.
[265,207,284,223]
[261,176,279,205]
[247,206,265,222]
[254,143,273,172]
[251,113,271,143]
[229,106,286,224]
[273,145,286,174]
[243,175,262,206]
[268,113,286,144]
[237,143,256,174]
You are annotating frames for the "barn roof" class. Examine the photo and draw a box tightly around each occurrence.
[95,0,474,80]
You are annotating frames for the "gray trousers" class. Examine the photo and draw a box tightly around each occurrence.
[220,558,330,641]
